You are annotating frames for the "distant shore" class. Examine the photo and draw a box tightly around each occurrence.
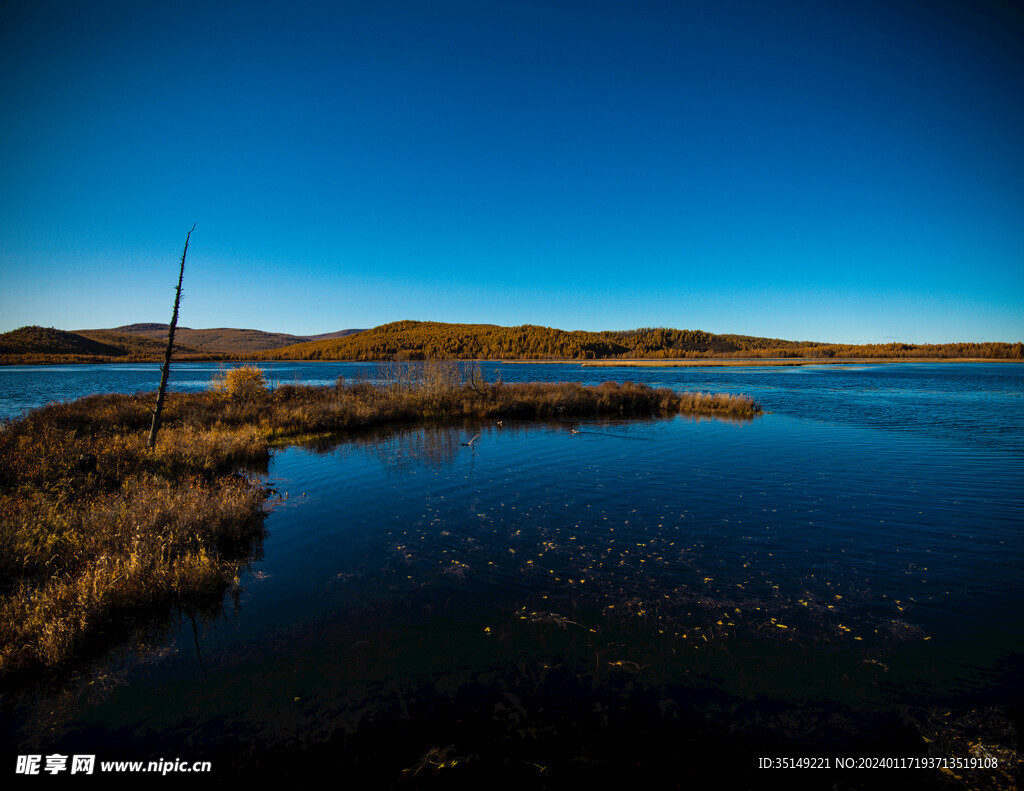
[3,355,1021,367]
[500,357,1020,367]
[4,322,1022,366]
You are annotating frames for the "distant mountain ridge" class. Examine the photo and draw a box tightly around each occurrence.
[255,320,751,361]
[0,326,201,358]
[0,324,365,361]
[99,324,366,354]
[113,323,182,333]
[2,322,1020,363]
[256,320,1023,361]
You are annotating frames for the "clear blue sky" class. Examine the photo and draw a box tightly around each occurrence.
[2,0,1022,344]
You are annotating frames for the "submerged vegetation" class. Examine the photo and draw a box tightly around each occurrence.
[0,363,759,677]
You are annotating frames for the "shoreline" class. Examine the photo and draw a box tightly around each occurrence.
[2,356,1021,368]
[502,357,1020,367]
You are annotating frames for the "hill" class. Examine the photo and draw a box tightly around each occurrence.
[3,322,1021,364]
[0,326,202,362]
[107,324,365,353]
[257,320,637,360]
[77,329,202,356]
[302,329,366,342]
[256,321,750,361]
[257,320,1024,362]
[0,326,124,356]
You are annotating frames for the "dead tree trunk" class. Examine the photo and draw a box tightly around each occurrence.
[148,224,194,450]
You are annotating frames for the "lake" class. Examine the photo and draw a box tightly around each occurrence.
[2,361,1022,786]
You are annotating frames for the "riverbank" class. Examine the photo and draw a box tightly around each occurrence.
[3,354,1021,367]
[0,372,760,678]
[496,357,1022,367]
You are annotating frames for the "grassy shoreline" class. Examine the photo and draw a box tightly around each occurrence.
[0,372,759,678]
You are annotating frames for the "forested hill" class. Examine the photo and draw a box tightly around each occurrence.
[257,321,1024,361]
[0,325,367,363]
[105,324,365,354]
[4,322,1021,364]
[256,321,697,360]
[0,326,203,359]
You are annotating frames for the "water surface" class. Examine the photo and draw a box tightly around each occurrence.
[1,362,1022,784]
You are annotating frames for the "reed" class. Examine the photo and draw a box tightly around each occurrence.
[0,475,264,672]
[0,406,269,677]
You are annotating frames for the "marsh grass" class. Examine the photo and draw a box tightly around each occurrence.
[263,363,760,436]
[0,363,758,677]
[0,476,264,673]
[0,398,269,677]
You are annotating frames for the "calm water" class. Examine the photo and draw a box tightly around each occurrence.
[2,362,1022,785]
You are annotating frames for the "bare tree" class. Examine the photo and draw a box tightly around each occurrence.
[148,224,194,449]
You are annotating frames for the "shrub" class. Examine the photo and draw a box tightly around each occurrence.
[211,365,268,402]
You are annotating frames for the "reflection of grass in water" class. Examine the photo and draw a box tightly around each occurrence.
[12,598,230,742]
[283,415,678,472]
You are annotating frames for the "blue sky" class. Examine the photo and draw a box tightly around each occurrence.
[2,0,1022,343]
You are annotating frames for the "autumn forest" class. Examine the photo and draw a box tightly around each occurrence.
[1,321,1022,365]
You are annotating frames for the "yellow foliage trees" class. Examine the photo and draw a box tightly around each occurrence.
[211,365,268,401]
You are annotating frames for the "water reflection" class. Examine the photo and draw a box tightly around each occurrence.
[303,422,465,471]
[292,414,737,472]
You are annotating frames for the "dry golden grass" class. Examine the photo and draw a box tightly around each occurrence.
[0,398,269,677]
[0,476,263,672]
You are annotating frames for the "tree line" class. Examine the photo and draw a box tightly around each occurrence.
[256,321,1024,361]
